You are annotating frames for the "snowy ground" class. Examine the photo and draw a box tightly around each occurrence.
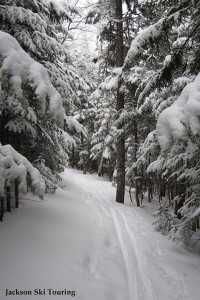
[0,168,200,300]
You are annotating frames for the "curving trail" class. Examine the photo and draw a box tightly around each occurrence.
[0,168,200,300]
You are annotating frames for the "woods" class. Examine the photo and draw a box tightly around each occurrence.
[0,0,200,248]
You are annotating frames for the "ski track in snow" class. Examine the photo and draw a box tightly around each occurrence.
[74,171,192,300]
[111,208,155,300]
[1,168,200,300]
[70,170,190,300]
[65,169,194,300]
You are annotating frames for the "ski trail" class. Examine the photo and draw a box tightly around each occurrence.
[111,208,156,300]
[90,187,153,300]
[1,168,198,300]
[61,169,192,300]
[91,184,189,300]
[114,209,190,300]
[91,187,155,300]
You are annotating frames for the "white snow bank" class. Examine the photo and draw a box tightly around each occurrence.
[0,31,65,124]
[157,73,200,151]
[0,144,45,198]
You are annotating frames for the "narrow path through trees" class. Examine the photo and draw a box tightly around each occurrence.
[0,168,200,300]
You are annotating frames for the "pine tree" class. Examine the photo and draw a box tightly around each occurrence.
[122,0,200,245]
[0,0,86,191]
[115,0,125,203]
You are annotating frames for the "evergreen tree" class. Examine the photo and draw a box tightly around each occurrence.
[122,0,200,245]
[0,0,87,191]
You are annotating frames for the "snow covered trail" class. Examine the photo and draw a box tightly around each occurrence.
[1,168,200,300]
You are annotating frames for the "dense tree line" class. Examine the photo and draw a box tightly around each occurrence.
[75,0,200,247]
[0,0,93,219]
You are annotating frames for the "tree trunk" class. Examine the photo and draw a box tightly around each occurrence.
[98,155,104,177]
[15,180,19,208]
[147,175,152,203]
[133,121,140,207]
[135,178,140,207]
[108,159,113,181]
[0,196,4,222]
[81,133,86,174]
[83,159,86,174]
[6,187,11,212]
[71,146,75,169]
[116,0,125,204]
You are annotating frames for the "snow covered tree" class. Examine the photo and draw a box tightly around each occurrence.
[86,0,137,201]
[61,1,99,173]
[0,29,68,189]
[0,143,45,221]
[115,0,125,203]
[122,0,200,245]
[90,86,116,179]
[0,0,87,192]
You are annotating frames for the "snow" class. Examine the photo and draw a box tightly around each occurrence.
[65,116,87,137]
[0,5,47,33]
[124,18,165,66]
[1,168,200,300]
[157,73,200,151]
[103,147,110,159]
[99,68,122,91]
[112,67,122,76]
[45,0,76,20]
[99,75,119,91]
[0,144,45,198]
[138,0,152,3]
[0,31,65,125]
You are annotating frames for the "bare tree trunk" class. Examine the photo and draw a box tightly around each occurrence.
[147,156,152,203]
[71,146,75,169]
[0,196,4,222]
[147,175,151,203]
[135,178,140,207]
[116,0,125,204]
[108,159,113,181]
[98,155,104,177]
[6,187,11,212]
[83,159,86,174]
[81,133,86,174]
[133,121,140,207]
[15,180,19,208]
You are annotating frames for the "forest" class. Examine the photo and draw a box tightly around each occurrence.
[0,0,200,250]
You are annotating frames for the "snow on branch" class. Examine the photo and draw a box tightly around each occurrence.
[157,73,200,151]
[99,68,122,91]
[45,0,75,22]
[65,116,87,138]
[0,144,45,199]
[124,0,191,67]
[0,5,47,33]
[0,30,65,124]
[124,18,165,66]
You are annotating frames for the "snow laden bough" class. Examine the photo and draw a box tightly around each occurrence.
[157,73,200,151]
[0,30,65,127]
[0,30,70,192]
[0,143,45,222]
[154,73,200,246]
